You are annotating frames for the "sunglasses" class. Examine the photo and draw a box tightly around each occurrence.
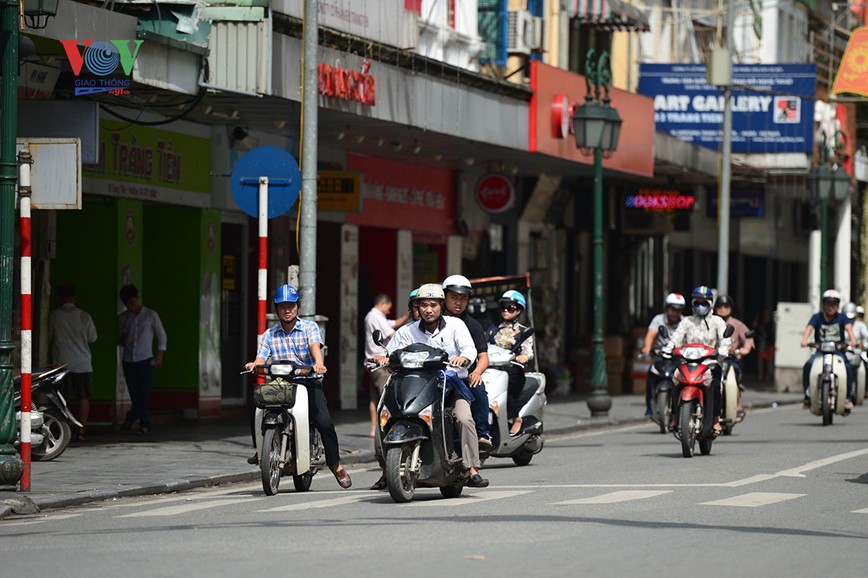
[500,304,520,312]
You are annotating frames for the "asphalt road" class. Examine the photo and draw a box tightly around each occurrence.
[3,403,868,577]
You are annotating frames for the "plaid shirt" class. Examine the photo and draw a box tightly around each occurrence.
[256,319,322,366]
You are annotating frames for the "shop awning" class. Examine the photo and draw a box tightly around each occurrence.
[570,0,650,32]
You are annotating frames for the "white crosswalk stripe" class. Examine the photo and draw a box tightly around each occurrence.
[851,506,868,514]
[117,497,255,517]
[258,495,371,512]
[404,490,533,507]
[1,513,82,527]
[554,490,672,505]
[698,492,806,508]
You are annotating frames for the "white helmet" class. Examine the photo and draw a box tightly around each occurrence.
[822,289,841,303]
[843,302,857,320]
[664,293,686,309]
[415,283,445,301]
[858,306,865,316]
[442,274,472,295]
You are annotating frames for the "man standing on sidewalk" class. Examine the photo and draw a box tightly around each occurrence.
[49,283,97,440]
[363,294,409,437]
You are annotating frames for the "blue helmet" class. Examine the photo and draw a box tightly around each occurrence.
[500,290,527,310]
[407,288,418,308]
[274,284,300,304]
[690,285,713,317]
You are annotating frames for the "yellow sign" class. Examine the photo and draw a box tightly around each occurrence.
[222,255,236,291]
[318,171,361,212]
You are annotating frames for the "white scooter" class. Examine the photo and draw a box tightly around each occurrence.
[481,344,546,466]
[848,346,866,406]
[246,361,325,495]
[807,342,849,425]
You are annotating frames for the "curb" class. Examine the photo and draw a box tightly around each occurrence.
[0,399,798,518]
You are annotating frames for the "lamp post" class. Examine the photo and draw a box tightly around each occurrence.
[0,0,23,486]
[571,50,621,417]
[809,131,851,300]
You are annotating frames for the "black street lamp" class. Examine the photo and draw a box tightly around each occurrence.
[571,49,621,416]
[808,130,851,299]
[22,0,59,29]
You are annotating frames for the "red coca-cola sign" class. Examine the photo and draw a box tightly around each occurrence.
[475,174,515,214]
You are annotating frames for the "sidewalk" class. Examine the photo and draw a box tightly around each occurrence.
[0,387,804,518]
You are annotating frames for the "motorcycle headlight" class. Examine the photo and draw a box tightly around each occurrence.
[398,351,428,368]
[269,364,294,376]
[681,347,707,361]
[820,342,837,353]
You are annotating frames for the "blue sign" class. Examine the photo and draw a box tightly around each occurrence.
[706,187,765,218]
[230,146,301,219]
[638,64,816,153]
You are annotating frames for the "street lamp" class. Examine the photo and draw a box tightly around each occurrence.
[808,130,851,298]
[21,0,59,29]
[571,49,621,417]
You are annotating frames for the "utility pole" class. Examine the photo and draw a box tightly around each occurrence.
[716,0,734,296]
[299,0,318,316]
[0,0,24,486]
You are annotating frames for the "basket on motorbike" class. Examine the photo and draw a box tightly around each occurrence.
[252,361,314,408]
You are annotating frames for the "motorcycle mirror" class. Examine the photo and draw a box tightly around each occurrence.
[723,325,735,338]
[372,330,384,347]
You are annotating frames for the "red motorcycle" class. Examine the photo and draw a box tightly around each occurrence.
[665,325,734,458]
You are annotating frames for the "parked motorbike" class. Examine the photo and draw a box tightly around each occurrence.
[807,342,849,425]
[375,339,468,503]
[481,343,546,465]
[647,352,677,434]
[846,345,866,406]
[664,325,734,458]
[245,361,325,496]
[14,364,81,461]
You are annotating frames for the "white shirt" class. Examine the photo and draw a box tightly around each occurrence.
[364,307,397,359]
[386,316,477,379]
[663,314,731,354]
[118,306,167,363]
[49,303,97,373]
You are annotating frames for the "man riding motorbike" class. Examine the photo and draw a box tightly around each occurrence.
[372,283,489,488]
[662,286,731,436]
[712,295,753,423]
[843,302,868,346]
[641,292,685,417]
[800,289,856,413]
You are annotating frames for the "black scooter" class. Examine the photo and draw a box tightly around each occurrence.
[648,352,678,434]
[14,364,81,461]
[374,336,467,503]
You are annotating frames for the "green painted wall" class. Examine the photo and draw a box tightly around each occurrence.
[143,205,199,391]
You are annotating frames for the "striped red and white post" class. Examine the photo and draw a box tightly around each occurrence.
[257,177,268,386]
[18,150,33,491]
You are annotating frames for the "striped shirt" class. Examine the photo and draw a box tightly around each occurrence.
[256,319,322,366]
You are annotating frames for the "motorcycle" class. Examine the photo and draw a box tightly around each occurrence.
[648,352,678,434]
[846,345,866,406]
[807,342,849,425]
[245,361,325,496]
[481,342,546,465]
[375,338,468,503]
[14,364,81,461]
[664,325,734,458]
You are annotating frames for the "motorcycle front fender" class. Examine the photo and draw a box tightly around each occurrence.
[678,386,703,404]
[45,390,83,428]
[383,421,429,445]
[655,380,673,393]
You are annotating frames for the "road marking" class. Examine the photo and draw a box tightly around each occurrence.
[116,497,255,517]
[554,490,672,505]
[851,507,868,514]
[698,492,806,508]
[775,448,868,478]
[258,495,371,512]
[1,513,82,526]
[404,490,532,507]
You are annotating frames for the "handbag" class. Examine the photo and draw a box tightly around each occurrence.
[253,379,297,407]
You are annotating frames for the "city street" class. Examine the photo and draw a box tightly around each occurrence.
[3,402,867,576]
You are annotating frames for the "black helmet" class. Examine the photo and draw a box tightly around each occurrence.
[714,295,734,309]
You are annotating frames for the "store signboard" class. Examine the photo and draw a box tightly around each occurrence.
[706,187,765,218]
[638,63,816,153]
[624,188,696,213]
[318,171,362,211]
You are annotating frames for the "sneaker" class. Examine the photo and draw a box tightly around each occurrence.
[247,452,259,465]
[478,436,492,451]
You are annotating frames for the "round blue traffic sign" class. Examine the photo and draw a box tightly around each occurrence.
[230,146,301,219]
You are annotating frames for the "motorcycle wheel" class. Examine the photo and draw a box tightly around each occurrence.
[260,428,282,495]
[722,425,733,436]
[679,401,696,458]
[440,481,464,498]
[293,472,314,492]
[821,380,833,426]
[656,390,670,434]
[31,409,71,462]
[699,436,713,456]
[385,444,418,503]
[512,452,533,466]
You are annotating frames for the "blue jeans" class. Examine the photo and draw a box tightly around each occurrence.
[802,351,854,399]
[469,383,490,438]
[122,359,154,430]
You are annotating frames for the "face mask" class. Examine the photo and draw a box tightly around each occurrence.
[694,303,710,316]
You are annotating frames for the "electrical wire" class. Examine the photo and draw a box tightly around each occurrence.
[99,87,206,126]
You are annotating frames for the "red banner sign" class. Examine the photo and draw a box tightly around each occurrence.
[318,61,376,106]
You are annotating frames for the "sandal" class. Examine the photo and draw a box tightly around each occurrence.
[735,409,746,423]
[332,465,352,489]
[370,475,388,491]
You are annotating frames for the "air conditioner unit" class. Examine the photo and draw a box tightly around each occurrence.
[528,16,544,51]
[507,10,532,55]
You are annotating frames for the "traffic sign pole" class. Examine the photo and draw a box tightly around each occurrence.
[18,150,32,491]
[258,176,268,341]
